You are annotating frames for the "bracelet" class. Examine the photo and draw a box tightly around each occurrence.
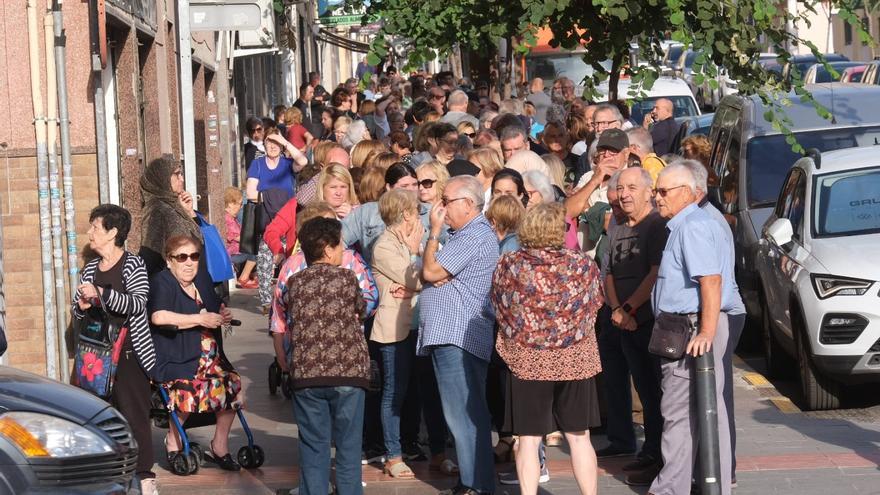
[427,234,441,242]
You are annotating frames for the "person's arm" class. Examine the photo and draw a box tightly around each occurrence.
[272,333,288,372]
[605,273,621,309]
[421,205,453,283]
[564,171,604,219]
[303,131,314,149]
[269,133,308,171]
[246,178,260,201]
[372,241,423,291]
[621,266,660,314]
[151,310,219,330]
[350,251,380,318]
[688,274,721,356]
[263,199,297,255]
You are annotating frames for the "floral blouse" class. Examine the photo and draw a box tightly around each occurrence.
[492,247,604,381]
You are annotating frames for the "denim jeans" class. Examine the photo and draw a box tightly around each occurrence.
[293,386,365,495]
[431,345,495,493]
[596,305,636,452]
[378,332,416,458]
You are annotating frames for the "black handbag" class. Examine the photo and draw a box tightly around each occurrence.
[240,199,262,255]
[648,312,697,360]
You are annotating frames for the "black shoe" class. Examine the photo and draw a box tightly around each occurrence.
[361,446,386,465]
[402,441,428,462]
[623,453,660,472]
[624,462,661,486]
[595,445,636,458]
[206,452,241,471]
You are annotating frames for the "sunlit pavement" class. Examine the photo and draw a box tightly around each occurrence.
[149,288,880,494]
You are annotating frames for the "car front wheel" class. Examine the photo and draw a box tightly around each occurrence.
[794,314,841,410]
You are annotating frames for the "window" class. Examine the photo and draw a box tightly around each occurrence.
[720,118,742,212]
[844,21,853,46]
[773,169,806,242]
[813,167,880,237]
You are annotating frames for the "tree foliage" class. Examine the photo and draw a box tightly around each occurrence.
[349,0,871,152]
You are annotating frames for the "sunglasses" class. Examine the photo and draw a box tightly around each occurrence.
[429,93,445,100]
[652,185,688,197]
[418,179,437,189]
[170,252,201,263]
[465,132,476,138]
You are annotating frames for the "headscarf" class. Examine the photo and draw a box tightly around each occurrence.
[140,158,203,256]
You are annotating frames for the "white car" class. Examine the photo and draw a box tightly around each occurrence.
[756,146,880,410]
[595,76,700,125]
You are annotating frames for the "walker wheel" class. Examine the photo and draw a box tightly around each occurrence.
[281,373,292,399]
[237,444,265,469]
[268,361,280,395]
[169,452,191,476]
[187,451,200,474]
[190,442,205,466]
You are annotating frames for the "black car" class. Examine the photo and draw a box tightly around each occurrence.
[0,366,136,494]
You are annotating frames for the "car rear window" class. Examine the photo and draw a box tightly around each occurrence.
[745,126,880,207]
[813,167,880,237]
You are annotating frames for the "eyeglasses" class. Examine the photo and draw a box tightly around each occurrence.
[594,120,619,129]
[652,185,688,197]
[429,93,445,100]
[465,132,476,138]
[597,148,620,156]
[170,252,201,263]
[418,179,437,189]
[441,197,468,207]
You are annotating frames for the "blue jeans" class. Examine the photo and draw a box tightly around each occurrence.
[378,333,416,458]
[431,345,495,493]
[597,305,636,452]
[293,386,365,495]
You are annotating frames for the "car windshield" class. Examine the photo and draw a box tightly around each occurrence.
[628,96,698,124]
[813,167,880,237]
[745,126,880,207]
[525,54,612,87]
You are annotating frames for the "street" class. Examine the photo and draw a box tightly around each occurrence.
[149,288,880,495]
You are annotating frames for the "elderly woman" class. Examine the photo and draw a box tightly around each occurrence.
[73,204,158,495]
[370,189,425,479]
[149,235,242,471]
[341,119,372,150]
[492,203,604,495]
[415,160,450,208]
[506,150,552,178]
[522,170,557,210]
[333,116,353,143]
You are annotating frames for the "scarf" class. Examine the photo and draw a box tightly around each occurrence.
[140,158,203,254]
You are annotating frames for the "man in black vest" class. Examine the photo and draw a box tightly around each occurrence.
[293,83,323,139]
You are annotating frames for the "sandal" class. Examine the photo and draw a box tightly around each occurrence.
[383,457,415,479]
[545,431,564,447]
[429,454,459,476]
[493,437,516,463]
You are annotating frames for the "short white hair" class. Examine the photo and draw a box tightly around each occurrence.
[522,170,556,205]
[499,98,523,115]
[658,163,697,194]
[341,119,368,150]
[447,175,485,209]
[448,90,469,107]
[626,127,654,153]
[676,158,709,193]
[611,167,654,191]
[592,103,624,124]
[506,150,551,176]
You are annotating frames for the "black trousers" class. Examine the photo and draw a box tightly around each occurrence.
[112,344,155,478]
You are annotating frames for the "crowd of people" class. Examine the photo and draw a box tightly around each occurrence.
[71,66,740,495]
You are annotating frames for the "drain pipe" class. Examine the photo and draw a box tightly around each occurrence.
[45,11,69,381]
[88,0,110,203]
[53,0,78,312]
[27,0,60,379]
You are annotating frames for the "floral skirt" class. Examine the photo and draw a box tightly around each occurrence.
[167,331,243,413]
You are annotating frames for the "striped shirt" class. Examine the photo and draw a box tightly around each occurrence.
[72,253,156,374]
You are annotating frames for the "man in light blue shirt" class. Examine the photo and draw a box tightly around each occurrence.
[649,164,734,495]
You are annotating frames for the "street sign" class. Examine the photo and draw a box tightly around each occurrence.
[190,2,262,31]
[318,14,365,27]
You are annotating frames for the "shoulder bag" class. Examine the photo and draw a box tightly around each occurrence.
[73,292,128,399]
[648,311,697,360]
[196,212,235,282]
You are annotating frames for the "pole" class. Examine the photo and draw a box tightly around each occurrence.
[44,11,70,382]
[696,350,722,495]
[0,167,7,366]
[89,0,110,203]
[176,0,198,199]
[27,0,60,380]
[53,0,79,312]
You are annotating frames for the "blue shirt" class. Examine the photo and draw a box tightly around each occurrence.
[247,156,295,197]
[701,200,746,315]
[418,215,499,361]
[343,201,442,265]
[652,203,741,316]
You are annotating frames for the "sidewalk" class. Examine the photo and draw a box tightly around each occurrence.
[151,287,880,494]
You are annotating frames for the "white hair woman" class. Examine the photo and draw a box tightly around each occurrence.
[522,170,556,211]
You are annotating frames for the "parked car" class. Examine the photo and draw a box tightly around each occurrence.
[803,61,867,83]
[706,84,880,346]
[671,49,724,110]
[756,146,880,410]
[840,64,867,83]
[0,366,136,494]
[675,112,715,137]
[720,53,779,99]
[782,53,850,82]
[860,61,880,85]
[596,76,700,126]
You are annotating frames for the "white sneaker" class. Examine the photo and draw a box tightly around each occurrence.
[140,478,159,495]
[498,465,550,485]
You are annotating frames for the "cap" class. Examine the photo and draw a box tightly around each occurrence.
[446,159,480,177]
[596,128,629,152]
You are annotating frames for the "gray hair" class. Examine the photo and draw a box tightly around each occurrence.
[447,175,485,209]
[499,98,524,115]
[499,125,528,142]
[546,103,567,125]
[448,90,469,108]
[592,103,624,124]
[658,163,697,194]
[341,119,368,149]
[607,169,620,192]
[611,167,654,191]
[480,110,498,128]
[522,170,556,205]
[626,127,654,153]
[676,158,709,193]
[587,138,599,166]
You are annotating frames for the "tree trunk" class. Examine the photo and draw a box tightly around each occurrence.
[608,52,625,101]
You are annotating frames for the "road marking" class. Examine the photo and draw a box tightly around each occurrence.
[742,372,772,387]
[770,396,802,414]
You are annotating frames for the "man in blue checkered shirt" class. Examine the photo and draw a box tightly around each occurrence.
[419,175,499,495]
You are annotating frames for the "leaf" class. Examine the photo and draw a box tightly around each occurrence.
[366,53,381,66]
[670,11,685,25]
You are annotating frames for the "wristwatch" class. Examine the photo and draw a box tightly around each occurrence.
[622,302,636,316]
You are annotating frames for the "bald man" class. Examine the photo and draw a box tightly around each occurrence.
[440,89,480,129]
[526,77,552,125]
[644,98,679,156]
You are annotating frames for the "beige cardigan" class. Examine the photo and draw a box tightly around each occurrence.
[370,229,422,343]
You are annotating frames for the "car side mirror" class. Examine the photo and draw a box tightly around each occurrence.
[766,218,793,246]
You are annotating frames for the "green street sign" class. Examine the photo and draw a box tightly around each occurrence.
[318,14,364,27]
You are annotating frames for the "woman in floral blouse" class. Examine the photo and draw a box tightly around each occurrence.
[491,202,604,495]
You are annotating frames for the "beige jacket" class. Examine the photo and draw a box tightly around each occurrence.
[370,229,422,343]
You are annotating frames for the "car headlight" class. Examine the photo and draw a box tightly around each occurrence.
[0,412,113,458]
[811,274,874,299]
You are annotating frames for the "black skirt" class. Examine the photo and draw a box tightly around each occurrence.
[503,373,601,436]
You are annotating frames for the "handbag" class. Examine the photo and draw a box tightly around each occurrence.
[240,199,262,255]
[73,294,128,399]
[648,312,697,360]
[196,212,235,282]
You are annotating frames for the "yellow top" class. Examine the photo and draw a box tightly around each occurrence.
[642,153,667,184]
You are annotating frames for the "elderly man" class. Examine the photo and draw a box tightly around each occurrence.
[419,176,498,495]
[678,159,746,486]
[500,126,531,162]
[626,127,666,184]
[565,129,629,220]
[526,77,552,124]
[645,98,678,156]
[441,90,481,129]
[603,167,668,486]
[593,103,626,136]
[648,164,739,495]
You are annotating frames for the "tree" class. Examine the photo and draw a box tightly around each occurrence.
[350,0,870,151]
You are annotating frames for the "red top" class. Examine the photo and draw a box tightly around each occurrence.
[224,212,241,256]
[263,197,298,257]
[286,124,309,150]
